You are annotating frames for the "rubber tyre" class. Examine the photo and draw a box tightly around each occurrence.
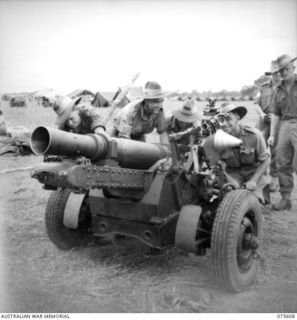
[45,188,92,250]
[211,189,262,292]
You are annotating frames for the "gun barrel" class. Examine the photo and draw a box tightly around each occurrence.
[30,126,170,170]
[30,126,108,160]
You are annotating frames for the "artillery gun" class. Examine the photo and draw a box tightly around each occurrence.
[30,118,263,292]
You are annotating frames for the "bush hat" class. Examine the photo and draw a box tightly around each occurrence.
[265,60,279,76]
[53,96,81,126]
[173,98,201,123]
[143,81,166,101]
[276,54,297,71]
[218,103,247,120]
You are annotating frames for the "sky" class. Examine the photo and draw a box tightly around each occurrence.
[0,0,296,94]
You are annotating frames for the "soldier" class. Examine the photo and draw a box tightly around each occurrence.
[205,103,270,202]
[166,98,202,145]
[52,96,110,244]
[110,81,169,144]
[0,110,8,136]
[268,54,297,211]
[255,60,281,192]
[53,96,106,135]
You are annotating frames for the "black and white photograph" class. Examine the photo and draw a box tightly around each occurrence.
[0,0,297,315]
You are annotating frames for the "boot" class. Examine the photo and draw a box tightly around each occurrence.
[272,198,292,211]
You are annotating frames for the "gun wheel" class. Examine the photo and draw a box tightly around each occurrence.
[45,188,92,250]
[211,189,262,292]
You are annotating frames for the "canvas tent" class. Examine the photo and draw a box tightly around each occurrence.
[68,89,95,99]
[93,86,143,109]
[92,92,110,108]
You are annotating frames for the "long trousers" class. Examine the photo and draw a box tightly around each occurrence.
[276,120,297,199]
[227,168,270,204]
[261,122,278,177]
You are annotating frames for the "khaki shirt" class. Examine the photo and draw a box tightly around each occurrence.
[59,104,104,134]
[272,74,297,120]
[220,125,270,175]
[255,80,279,114]
[112,99,167,140]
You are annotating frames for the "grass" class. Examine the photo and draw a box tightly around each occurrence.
[1,100,55,130]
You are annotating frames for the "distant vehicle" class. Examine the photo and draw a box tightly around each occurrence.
[1,94,10,101]
[10,96,27,107]
[41,96,54,108]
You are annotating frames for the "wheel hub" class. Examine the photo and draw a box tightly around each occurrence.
[237,215,258,271]
[243,233,259,250]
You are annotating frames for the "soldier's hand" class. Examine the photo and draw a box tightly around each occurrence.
[94,126,110,140]
[231,180,241,189]
[264,113,271,122]
[267,136,274,146]
[131,126,143,135]
[94,126,106,135]
[246,180,257,191]
[173,132,183,140]
[224,172,240,189]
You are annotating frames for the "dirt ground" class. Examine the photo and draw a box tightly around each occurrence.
[0,100,297,313]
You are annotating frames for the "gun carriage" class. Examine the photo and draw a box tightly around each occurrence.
[30,110,263,292]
